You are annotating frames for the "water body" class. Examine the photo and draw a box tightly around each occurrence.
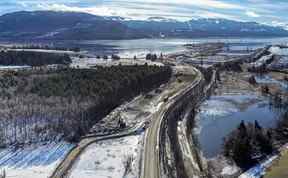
[195,93,282,158]
[65,37,288,58]
[255,75,288,91]
[2,37,288,58]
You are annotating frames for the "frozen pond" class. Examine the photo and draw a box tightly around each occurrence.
[195,94,281,158]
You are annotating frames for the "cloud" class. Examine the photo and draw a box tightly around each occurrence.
[35,2,238,21]
[270,21,288,30]
[245,10,260,18]
[192,10,236,20]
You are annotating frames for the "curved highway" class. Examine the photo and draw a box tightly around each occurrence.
[141,66,203,178]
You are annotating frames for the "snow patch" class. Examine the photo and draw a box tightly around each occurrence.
[69,135,142,178]
[221,165,238,175]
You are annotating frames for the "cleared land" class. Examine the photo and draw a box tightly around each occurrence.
[68,136,141,178]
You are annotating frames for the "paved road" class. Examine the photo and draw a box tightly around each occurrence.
[141,66,202,178]
[141,104,167,178]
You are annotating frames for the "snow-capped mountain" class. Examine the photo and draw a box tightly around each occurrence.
[125,18,288,38]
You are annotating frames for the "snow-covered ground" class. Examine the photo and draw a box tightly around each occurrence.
[269,46,288,56]
[71,57,163,69]
[251,54,273,68]
[0,142,75,178]
[69,135,142,178]
[221,165,239,176]
[268,46,288,69]
[70,57,107,68]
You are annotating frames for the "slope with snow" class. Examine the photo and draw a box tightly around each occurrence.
[0,142,75,178]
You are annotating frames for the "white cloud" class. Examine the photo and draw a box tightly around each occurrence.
[125,0,244,10]
[245,10,260,18]
[193,11,236,20]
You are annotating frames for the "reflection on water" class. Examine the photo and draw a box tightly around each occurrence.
[195,94,281,158]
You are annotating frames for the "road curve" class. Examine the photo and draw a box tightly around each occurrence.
[141,66,203,178]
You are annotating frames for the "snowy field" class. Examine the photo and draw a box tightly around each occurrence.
[0,142,75,178]
[69,135,142,178]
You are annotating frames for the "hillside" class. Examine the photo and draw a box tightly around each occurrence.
[0,11,145,40]
[0,66,172,145]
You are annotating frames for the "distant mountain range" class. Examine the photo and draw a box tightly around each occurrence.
[0,11,287,40]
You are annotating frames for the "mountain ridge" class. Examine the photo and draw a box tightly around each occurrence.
[0,11,287,40]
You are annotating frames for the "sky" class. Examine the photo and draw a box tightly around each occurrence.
[0,0,287,28]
